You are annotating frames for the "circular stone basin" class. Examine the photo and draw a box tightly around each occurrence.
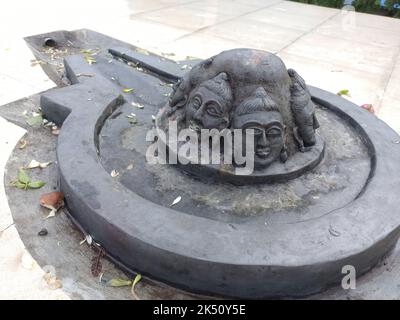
[100,104,369,225]
[48,55,400,298]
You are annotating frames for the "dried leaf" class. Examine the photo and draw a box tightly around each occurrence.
[40,192,64,211]
[111,170,119,178]
[80,234,93,245]
[360,104,375,114]
[26,115,43,127]
[45,209,57,219]
[43,272,62,290]
[26,160,52,169]
[123,88,134,93]
[91,248,105,277]
[19,139,27,149]
[170,196,182,207]
[135,48,149,55]
[329,225,341,237]
[52,128,60,136]
[131,101,144,109]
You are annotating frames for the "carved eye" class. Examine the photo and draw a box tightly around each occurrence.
[247,127,263,136]
[191,96,201,109]
[206,103,223,117]
[267,128,281,137]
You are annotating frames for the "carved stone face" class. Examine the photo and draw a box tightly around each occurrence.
[184,73,232,131]
[233,111,284,168]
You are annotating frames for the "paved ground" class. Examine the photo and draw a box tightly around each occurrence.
[1,0,400,299]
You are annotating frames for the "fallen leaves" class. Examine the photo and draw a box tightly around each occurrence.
[135,48,150,55]
[10,169,46,190]
[26,113,43,127]
[30,59,46,67]
[329,225,341,237]
[26,159,52,169]
[19,138,27,149]
[360,104,375,114]
[131,101,144,109]
[170,196,182,207]
[111,170,119,178]
[127,113,138,124]
[101,274,142,299]
[91,248,105,277]
[43,272,62,290]
[40,191,65,218]
[337,89,351,97]
[80,234,93,246]
[82,49,98,65]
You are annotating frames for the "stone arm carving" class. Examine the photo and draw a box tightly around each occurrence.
[288,69,320,151]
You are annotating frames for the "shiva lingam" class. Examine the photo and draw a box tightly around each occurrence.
[25,29,400,298]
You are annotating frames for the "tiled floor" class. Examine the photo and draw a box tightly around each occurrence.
[1,0,400,299]
[0,0,399,119]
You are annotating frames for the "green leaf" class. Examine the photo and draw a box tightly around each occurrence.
[18,169,30,184]
[27,181,46,189]
[132,274,142,287]
[123,88,134,93]
[337,89,351,97]
[26,115,43,127]
[106,278,133,287]
[10,181,28,189]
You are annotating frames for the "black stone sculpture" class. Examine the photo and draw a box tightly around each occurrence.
[23,29,400,299]
[158,48,324,182]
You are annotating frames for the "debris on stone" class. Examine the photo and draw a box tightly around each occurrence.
[170,196,182,207]
[52,127,60,135]
[329,225,341,237]
[111,169,119,178]
[337,89,351,97]
[38,228,48,236]
[40,191,65,218]
[127,113,137,124]
[123,88,134,93]
[135,48,149,55]
[26,113,43,127]
[91,248,105,277]
[131,101,144,109]
[76,73,94,78]
[25,159,52,169]
[126,163,134,170]
[43,271,63,290]
[80,234,93,246]
[10,169,46,190]
[19,138,27,149]
[131,274,142,300]
[30,59,46,67]
[360,104,375,114]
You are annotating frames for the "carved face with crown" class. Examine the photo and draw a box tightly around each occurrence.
[185,72,233,131]
[232,87,287,169]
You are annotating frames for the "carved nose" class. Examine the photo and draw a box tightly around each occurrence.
[258,131,268,147]
[194,107,204,123]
